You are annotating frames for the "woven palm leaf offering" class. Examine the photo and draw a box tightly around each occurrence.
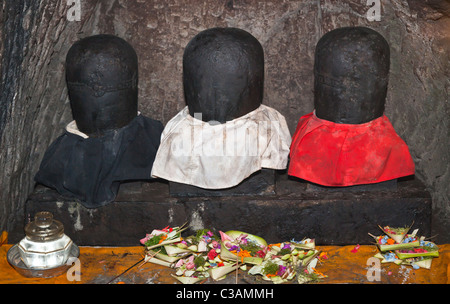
[394,242,437,270]
[170,230,269,283]
[369,229,420,252]
[378,224,412,244]
[370,225,440,270]
[172,229,239,283]
[139,223,190,267]
[247,238,327,284]
[140,227,228,283]
[395,240,439,260]
[138,226,327,284]
[219,231,268,265]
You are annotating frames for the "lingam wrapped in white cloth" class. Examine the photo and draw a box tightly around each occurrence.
[151,104,291,189]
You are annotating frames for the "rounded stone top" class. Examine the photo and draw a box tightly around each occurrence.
[66,34,138,137]
[314,26,390,124]
[183,27,264,123]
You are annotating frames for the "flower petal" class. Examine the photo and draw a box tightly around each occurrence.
[219,231,232,242]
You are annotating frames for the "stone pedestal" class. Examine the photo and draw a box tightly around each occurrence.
[16,173,431,246]
[305,179,398,192]
[169,169,275,197]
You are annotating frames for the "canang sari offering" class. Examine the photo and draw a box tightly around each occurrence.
[288,112,415,187]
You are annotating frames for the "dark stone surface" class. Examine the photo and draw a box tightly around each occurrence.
[314,26,389,124]
[15,173,432,247]
[183,27,263,123]
[66,34,139,137]
[305,179,398,192]
[169,169,275,197]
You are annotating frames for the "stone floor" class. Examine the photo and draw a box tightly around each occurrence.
[2,242,449,285]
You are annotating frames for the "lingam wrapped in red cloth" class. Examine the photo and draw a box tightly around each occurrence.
[288,112,415,187]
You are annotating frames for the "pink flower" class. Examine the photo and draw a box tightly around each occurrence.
[237,234,248,245]
[277,265,287,277]
[185,255,195,269]
[175,259,184,268]
[351,244,360,253]
[219,231,232,242]
[140,234,151,245]
[256,250,266,258]
[161,226,171,232]
[207,249,218,260]
[211,240,220,249]
[219,231,233,248]
[414,248,427,253]
[185,262,195,270]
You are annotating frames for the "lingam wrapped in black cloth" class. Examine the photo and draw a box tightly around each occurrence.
[151,27,291,189]
[35,34,163,208]
[288,27,415,187]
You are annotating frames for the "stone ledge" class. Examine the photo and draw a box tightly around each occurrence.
[169,169,276,197]
[18,173,432,246]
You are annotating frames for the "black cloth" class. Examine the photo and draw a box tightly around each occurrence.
[35,115,164,208]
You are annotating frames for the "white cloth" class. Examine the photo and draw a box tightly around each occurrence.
[65,112,142,138]
[151,104,291,189]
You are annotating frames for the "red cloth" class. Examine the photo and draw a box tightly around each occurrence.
[288,112,415,187]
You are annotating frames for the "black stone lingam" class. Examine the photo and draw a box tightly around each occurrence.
[314,26,390,124]
[183,27,264,123]
[311,27,396,191]
[34,34,163,208]
[169,27,274,196]
[66,34,138,137]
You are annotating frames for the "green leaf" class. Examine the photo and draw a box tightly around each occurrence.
[224,230,268,247]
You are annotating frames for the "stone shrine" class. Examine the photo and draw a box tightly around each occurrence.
[151,27,291,196]
[33,34,164,208]
[15,28,430,247]
[289,27,415,189]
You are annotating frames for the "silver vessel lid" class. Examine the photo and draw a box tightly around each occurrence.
[24,212,64,242]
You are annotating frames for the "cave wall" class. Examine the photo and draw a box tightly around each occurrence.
[1,0,449,242]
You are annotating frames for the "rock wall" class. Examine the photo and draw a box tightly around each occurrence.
[1,0,449,241]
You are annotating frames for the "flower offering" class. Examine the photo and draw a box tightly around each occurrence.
[370,225,439,269]
[139,225,327,284]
